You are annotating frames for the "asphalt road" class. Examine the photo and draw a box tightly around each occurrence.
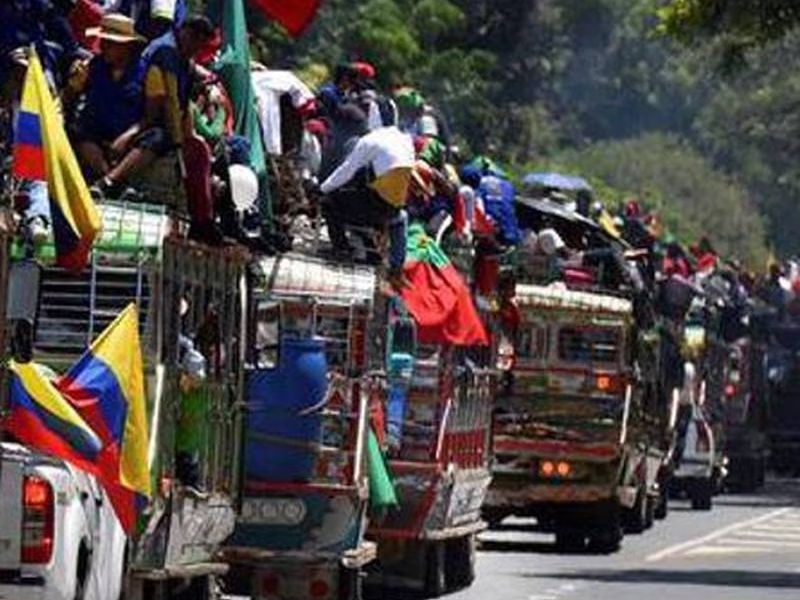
[441,476,800,600]
[224,477,800,600]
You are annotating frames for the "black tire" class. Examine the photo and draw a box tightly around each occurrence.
[690,479,713,510]
[587,527,623,554]
[554,531,585,553]
[444,535,476,590]
[654,490,668,520]
[221,565,252,597]
[756,459,766,488]
[644,495,656,530]
[623,487,649,534]
[481,507,505,529]
[339,567,363,600]
[424,541,447,598]
[587,507,623,554]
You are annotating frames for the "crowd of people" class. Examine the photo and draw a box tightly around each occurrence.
[0,0,531,274]
[2,0,797,312]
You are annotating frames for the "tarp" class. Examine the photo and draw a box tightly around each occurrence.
[523,172,592,191]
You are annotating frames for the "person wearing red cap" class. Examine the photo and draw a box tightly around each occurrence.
[351,60,376,81]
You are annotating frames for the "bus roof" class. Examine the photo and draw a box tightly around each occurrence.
[515,283,632,316]
[254,253,376,305]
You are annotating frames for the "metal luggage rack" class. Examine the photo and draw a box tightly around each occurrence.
[94,199,173,259]
[34,252,153,359]
[253,252,377,308]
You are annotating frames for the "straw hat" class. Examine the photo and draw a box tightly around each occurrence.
[86,14,146,44]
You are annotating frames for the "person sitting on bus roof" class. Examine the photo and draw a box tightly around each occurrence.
[66,14,163,191]
[90,13,214,198]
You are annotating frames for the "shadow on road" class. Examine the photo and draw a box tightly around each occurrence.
[478,539,563,554]
[477,536,612,556]
[529,569,800,589]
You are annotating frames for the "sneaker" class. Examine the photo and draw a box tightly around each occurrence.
[27,216,49,244]
[187,221,225,246]
[90,176,123,201]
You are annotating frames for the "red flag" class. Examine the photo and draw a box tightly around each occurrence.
[400,225,489,346]
[249,0,323,37]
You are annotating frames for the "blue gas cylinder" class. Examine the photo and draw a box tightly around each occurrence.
[245,336,328,481]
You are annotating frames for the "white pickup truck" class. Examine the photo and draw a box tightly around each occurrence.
[0,442,127,600]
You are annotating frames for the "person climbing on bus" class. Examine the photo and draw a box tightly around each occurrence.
[318,121,415,283]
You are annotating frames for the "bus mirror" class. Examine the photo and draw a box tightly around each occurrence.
[253,300,280,369]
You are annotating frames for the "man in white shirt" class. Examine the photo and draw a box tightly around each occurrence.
[319,124,415,274]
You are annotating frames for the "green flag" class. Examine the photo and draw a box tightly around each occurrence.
[367,428,398,518]
[214,0,272,223]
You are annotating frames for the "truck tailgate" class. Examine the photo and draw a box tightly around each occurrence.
[0,456,23,570]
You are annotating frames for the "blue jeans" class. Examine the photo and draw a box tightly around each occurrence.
[22,179,50,223]
[388,210,407,270]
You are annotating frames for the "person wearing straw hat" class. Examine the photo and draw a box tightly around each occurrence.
[69,13,174,195]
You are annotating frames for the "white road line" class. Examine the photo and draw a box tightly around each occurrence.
[733,530,800,540]
[645,508,793,562]
[753,522,800,531]
[716,538,800,548]
[683,545,773,557]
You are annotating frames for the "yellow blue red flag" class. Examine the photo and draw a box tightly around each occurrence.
[3,361,103,477]
[57,303,151,532]
[12,48,101,270]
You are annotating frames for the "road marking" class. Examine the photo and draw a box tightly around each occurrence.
[646,508,793,562]
[734,529,800,540]
[527,581,586,600]
[683,545,773,557]
[749,522,800,530]
[716,537,800,548]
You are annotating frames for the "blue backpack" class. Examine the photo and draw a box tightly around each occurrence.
[478,175,521,245]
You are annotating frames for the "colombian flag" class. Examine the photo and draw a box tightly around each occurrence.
[12,48,101,270]
[4,361,103,477]
[58,304,151,533]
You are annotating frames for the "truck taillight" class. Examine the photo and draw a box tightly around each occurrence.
[21,475,54,564]
[695,424,711,454]
[595,373,623,394]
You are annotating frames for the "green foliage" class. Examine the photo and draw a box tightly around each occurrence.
[657,0,800,69]
[232,0,791,263]
[551,134,768,267]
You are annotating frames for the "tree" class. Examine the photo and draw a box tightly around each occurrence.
[547,133,768,266]
[657,0,800,66]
